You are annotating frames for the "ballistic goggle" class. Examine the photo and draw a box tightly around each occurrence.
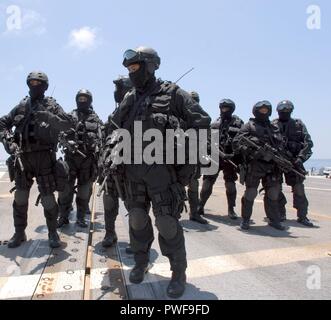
[122,49,160,70]
[277,101,294,112]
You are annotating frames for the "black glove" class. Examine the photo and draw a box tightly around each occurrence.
[294,158,304,170]
[3,140,17,155]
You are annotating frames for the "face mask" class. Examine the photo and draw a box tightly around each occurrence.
[278,112,291,122]
[29,84,46,100]
[129,63,151,90]
[77,101,91,112]
[255,112,270,123]
[221,110,233,120]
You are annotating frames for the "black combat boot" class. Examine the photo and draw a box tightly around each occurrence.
[102,230,118,248]
[268,221,286,231]
[48,231,61,249]
[228,207,238,220]
[240,219,250,230]
[267,199,286,231]
[129,264,150,284]
[167,270,187,299]
[190,212,208,225]
[76,218,88,228]
[57,216,69,228]
[241,198,253,230]
[8,232,27,249]
[76,210,88,228]
[297,217,314,227]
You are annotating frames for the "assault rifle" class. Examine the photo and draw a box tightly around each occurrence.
[58,130,86,159]
[238,135,306,179]
[5,131,24,172]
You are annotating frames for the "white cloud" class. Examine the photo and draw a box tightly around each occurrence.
[68,26,102,51]
[21,9,47,35]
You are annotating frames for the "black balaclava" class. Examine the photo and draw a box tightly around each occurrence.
[278,111,292,122]
[253,107,271,123]
[29,83,47,101]
[221,107,233,120]
[255,111,270,123]
[129,62,154,91]
[77,96,91,113]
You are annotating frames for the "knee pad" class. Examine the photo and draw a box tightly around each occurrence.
[293,184,305,197]
[225,181,236,194]
[245,188,258,202]
[41,195,57,211]
[14,190,29,206]
[129,208,149,231]
[155,215,178,240]
[37,174,57,196]
[267,186,280,201]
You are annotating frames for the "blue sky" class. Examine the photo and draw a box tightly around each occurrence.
[0,0,330,159]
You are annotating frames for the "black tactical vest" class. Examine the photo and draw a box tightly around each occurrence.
[273,119,305,156]
[70,109,102,154]
[13,96,59,152]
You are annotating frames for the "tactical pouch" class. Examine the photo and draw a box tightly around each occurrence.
[37,174,57,195]
[54,158,69,192]
[6,156,16,182]
[169,183,187,220]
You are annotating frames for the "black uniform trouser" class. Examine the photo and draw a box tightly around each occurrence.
[125,164,187,272]
[58,154,96,220]
[13,150,59,233]
[187,167,201,215]
[200,160,238,209]
[278,172,309,219]
[242,161,282,223]
[102,178,119,233]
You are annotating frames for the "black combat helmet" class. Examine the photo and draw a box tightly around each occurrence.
[190,91,200,103]
[76,89,93,102]
[76,89,93,110]
[123,46,161,73]
[253,100,272,120]
[26,71,49,90]
[219,99,236,119]
[277,100,295,113]
[219,99,236,112]
[277,100,294,122]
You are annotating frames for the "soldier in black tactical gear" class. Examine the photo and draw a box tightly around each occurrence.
[104,47,211,298]
[272,100,314,227]
[57,89,103,229]
[198,99,244,220]
[233,101,286,231]
[0,71,73,248]
[186,91,208,225]
[101,77,133,248]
